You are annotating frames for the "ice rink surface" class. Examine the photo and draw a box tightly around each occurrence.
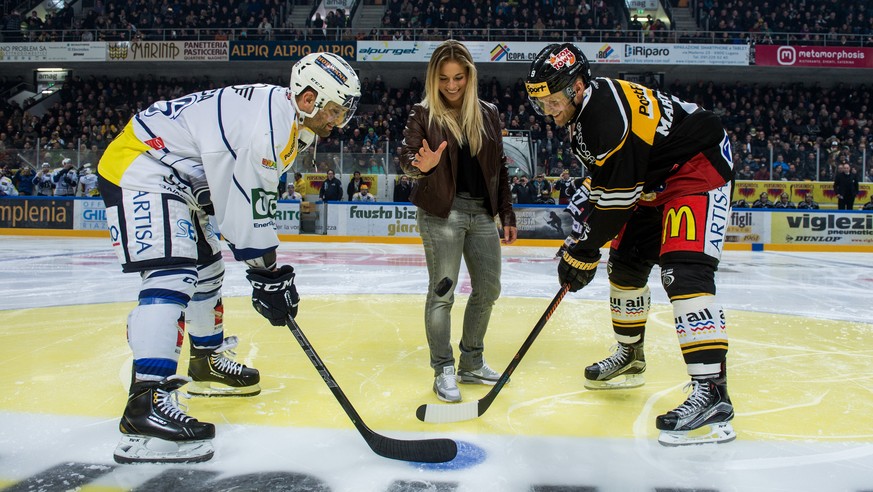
[1,235,872,492]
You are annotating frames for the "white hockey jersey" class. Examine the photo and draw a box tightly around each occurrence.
[99,84,307,262]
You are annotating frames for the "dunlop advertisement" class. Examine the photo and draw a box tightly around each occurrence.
[771,210,873,245]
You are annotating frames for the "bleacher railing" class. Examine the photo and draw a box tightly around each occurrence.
[1,27,872,46]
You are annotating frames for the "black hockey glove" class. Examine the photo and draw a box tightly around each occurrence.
[557,241,600,292]
[246,265,299,326]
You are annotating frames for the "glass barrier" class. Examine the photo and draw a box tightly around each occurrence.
[3,132,867,199]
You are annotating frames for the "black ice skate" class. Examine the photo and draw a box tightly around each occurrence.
[655,377,736,446]
[114,375,215,464]
[187,336,261,397]
[584,342,646,389]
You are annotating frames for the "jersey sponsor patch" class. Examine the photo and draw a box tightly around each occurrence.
[261,158,277,170]
[144,137,166,150]
[659,184,730,259]
[315,54,349,85]
[251,188,277,220]
[617,80,658,145]
[548,47,577,69]
[279,123,300,169]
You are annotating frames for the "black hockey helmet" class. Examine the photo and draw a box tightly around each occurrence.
[525,43,591,115]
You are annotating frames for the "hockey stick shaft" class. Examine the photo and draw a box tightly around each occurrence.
[285,315,457,462]
[416,284,571,423]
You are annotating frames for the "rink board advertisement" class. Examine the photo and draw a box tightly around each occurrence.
[726,210,770,244]
[733,180,872,208]
[514,206,574,239]
[770,210,873,245]
[0,197,73,229]
[3,197,873,250]
[324,202,419,237]
[755,45,873,69]
[274,201,301,235]
[107,41,229,62]
[0,42,106,62]
[74,199,108,230]
[355,41,748,65]
[229,41,355,61]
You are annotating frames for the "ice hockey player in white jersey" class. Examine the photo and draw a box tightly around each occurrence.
[97,52,360,464]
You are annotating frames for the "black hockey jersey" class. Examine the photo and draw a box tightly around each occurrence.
[567,77,733,251]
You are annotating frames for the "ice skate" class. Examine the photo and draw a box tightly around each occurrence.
[458,359,503,386]
[114,375,215,464]
[187,336,261,397]
[656,378,736,446]
[433,366,461,402]
[584,342,646,389]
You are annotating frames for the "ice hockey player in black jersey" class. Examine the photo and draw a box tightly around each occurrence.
[526,43,735,446]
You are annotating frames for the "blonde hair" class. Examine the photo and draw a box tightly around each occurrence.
[422,40,483,155]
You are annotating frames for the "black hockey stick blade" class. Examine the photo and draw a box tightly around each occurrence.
[285,315,457,462]
[416,284,571,423]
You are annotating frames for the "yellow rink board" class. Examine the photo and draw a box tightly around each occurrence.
[1,295,872,443]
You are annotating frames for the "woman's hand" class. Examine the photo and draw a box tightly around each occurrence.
[501,225,518,245]
[412,139,448,173]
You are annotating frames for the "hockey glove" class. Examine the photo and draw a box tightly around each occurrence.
[246,265,300,326]
[557,243,600,292]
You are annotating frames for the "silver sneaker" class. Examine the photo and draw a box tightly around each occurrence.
[458,360,502,386]
[433,366,461,402]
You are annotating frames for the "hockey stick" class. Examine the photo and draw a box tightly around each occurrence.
[416,284,571,423]
[285,315,457,463]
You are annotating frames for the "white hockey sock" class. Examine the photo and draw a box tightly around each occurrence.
[128,302,186,380]
[609,284,650,345]
[185,292,224,349]
[672,295,727,378]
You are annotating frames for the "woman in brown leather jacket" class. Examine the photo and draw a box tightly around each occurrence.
[400,40,517,403]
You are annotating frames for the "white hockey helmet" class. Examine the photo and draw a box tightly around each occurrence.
[290,52,361,128]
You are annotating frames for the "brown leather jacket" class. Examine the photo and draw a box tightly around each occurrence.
[399,100,516,228]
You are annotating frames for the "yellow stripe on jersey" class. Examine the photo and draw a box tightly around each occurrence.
[278,121,299,171]
[616,80,659,146]
[97,120,153,186]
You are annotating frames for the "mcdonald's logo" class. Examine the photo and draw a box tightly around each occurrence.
[663,205,696,243]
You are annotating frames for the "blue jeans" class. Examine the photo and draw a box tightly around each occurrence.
[418,194,502,376]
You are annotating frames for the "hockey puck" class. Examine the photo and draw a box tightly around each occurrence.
[434,277,453,296]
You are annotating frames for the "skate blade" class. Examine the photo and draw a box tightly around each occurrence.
[187,381,261,397]
[114,435,214,464]
[584,373,645,390]
[658,422,736,447]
